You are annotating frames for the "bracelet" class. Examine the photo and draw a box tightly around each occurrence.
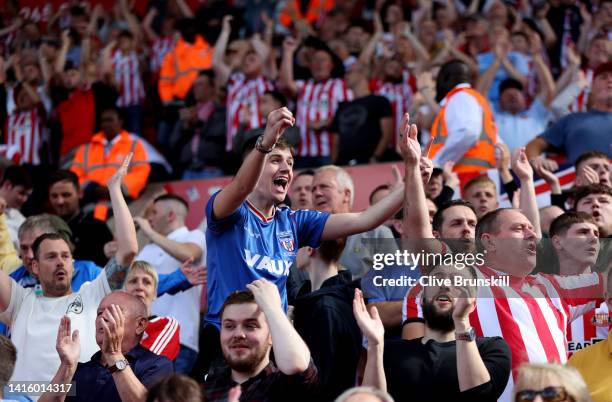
[255,135,275,154]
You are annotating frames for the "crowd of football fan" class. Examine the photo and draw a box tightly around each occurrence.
[0,0,611,401]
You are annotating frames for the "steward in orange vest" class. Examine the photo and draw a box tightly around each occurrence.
[70,108,151,200]
[429,60,497,174]
[158,19,213,104]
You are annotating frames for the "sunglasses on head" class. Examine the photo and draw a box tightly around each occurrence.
[515,386,573,402]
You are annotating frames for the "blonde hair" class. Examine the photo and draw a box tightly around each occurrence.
[513,363,593,402]
[128,261,159,293]
[334,386,394,402]
[315,165,355,208]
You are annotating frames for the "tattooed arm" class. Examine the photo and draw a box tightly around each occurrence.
[106,154,139,290]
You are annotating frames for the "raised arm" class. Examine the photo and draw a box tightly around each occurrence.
[106,154,139,288]
[133,217,203,262]
[279,37,298,96]
[453,295,492,391]
[512,147,542,238]
[354,289,387,391]
[142,8,159,42]
[212,15,234,88]
[175,0,194,18]
[530,34,555,106]
[247,279,310,374]
[321,115,418,241]
[0,199,14,311]
[39,316,80,402]
[54,30,71,74]
[476,47,502,96]
[212,108,294,220]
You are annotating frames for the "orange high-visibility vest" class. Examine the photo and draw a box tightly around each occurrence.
[279,0,335,27]
[158,36,213,103]
[429,86,497,173]
[70,131,151,199]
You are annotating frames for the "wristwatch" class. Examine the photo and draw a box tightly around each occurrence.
[456,327,476,342]
[108,358,129,373]
[255,135,275,154]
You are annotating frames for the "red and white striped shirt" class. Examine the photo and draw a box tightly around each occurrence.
[566,302,609,357]
[112,50,145,107]
[403,266,603,402]
[150,36,174,73]
[295,78,352,157]
[4,109,43,165]
[569,68,593,113]
[371,71,417,147]
[141,316,180,361]
[226,72,274,151]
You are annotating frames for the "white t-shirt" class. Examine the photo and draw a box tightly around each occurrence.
[136,226,205,352]
[0,271,110,386]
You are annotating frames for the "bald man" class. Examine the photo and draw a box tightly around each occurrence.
[134,194,206,374]
[40,292,173,402]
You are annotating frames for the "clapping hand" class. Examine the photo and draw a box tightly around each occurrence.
[397,113,421,167]
[108,153,133,191]
[56,316,81,367]
[100,304,125,363]
[511,147,533,181]
[180,257,207,286]
[353,289,384,346]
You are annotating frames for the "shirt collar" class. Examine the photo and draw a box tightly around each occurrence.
[440,83,471,107]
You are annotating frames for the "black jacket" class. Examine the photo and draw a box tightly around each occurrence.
[292,270,362,402]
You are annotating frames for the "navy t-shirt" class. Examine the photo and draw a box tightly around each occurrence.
[539,110,612,164]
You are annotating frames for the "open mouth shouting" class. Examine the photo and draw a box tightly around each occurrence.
[273,176,289,193]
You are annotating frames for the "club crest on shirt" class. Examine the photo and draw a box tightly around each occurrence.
[278,231,295,252]
[66,295,83,315]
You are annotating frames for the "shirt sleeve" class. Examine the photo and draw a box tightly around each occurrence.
[432,91,483,166]
[138,356,174,388]
[402,283,424,323]
[459,337,512,402]
[292,209,331,248]
[0,279,28,325]
[539,116,569,149]
[378,96,393,118]
[539,272,604,321]
[80,263,113,301]
[285,359,319,396]
[205,191,248,234]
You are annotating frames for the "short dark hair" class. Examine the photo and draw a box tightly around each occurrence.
[499,78,524,95]
[154,194,189,210]
[549,211,597,238]
[48,170,80,191]
[574,151,609,171]
[1,165,33,189]
[369,184,390,205]
[510,30,529,42]
[0,335,16,388]
[296,169,315,178]
[573,184,612,209]
[316,239,346,263]
[147,375,202,402]
[118,29,134,40]
[431,167,444,180]
[264,90,287,107]
[32,232,72,260]
[475,208,512,250]
[220,290,256,320]
[432,200,477,234]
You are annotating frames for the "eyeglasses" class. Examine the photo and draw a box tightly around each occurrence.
[515,386,573,402]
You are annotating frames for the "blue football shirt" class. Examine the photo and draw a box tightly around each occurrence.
[205,192,330,328]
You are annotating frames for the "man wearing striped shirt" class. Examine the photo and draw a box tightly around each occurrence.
[547,212,609,356]
[213,15,274,153]
[280,37,352,168]
[399,135,606,402]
